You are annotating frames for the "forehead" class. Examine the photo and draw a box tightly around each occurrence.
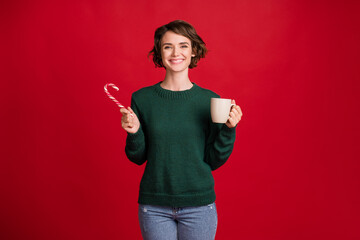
[161,31,191,44]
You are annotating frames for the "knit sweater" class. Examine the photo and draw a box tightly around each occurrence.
[125,82,236,207]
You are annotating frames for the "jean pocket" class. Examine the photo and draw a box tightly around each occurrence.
[139,204,149,213]
[207,202,216,210]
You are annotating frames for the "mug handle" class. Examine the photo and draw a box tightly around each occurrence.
[227,103,235,120]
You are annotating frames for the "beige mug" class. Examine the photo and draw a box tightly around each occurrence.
[211,98,235,123]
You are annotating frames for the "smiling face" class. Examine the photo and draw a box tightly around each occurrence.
[161,31,195,73]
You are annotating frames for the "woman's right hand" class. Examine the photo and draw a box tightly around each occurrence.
[120,107,140,134]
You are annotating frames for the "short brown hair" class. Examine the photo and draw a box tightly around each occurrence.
[149,20,208,69]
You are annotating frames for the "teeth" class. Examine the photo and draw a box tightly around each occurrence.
[171,59,183,63]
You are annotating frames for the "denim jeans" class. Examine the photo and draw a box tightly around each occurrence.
[138,202,218,240]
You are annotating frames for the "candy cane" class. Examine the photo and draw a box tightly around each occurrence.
[104,83,133,116]
[104,83,125,108]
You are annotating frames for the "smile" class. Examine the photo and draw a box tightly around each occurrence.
[169,59,184,64]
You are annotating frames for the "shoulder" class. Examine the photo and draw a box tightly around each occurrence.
[132,83,158,99]
[194,83,220,98]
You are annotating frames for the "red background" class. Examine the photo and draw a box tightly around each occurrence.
[1,0,360,239]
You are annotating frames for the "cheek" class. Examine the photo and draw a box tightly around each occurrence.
[160,51,166,63]
[160,52,168,67]
[161,50,170,59]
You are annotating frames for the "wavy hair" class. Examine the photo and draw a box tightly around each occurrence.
[148,20,208,69]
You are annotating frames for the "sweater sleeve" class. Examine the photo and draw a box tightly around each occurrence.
[204,123,236,170]
[125,96,147,165]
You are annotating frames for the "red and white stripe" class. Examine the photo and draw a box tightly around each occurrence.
[104,83,125,108]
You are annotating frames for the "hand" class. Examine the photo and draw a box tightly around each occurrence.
[226,100,243,128]
[120,107,140,134]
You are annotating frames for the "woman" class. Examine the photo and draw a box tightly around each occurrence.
[120,20,242,240]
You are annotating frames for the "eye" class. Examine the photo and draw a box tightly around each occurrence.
[180,45,189,48]
[164,46,172,49]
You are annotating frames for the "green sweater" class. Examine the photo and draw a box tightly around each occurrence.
[125,82,236,207]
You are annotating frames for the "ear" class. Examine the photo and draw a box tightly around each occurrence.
[191,48,196,57]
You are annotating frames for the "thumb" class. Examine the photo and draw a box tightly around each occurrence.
[120,108,130,115]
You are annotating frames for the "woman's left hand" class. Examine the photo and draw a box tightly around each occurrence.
[226,100,243,128]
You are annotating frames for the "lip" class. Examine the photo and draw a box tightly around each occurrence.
[169,59,185,64]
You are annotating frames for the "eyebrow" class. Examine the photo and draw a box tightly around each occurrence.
[162,42,190,46]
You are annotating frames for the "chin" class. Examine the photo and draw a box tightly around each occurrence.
[167,67,188,73]
[165,64,190,73]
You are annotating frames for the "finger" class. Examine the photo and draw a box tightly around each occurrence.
[230,101,236,110]
[122,118,128,124]
[233,108,242,120]
[122,122,133,130]
[121,122,128,129]
[125,115,131,123]
[122,116,133,125]
[227,116,236,127]
[229,111,240,125]
[121,114,130,123]
[231,107,239,116]
[232,109,242,122]
[236,106,243,116]
[228,113,236,125]
[128,107,137,117]
[229,111,236,119]
[120,108,130,115]
[236,115,241,122]
[120,107,129,114]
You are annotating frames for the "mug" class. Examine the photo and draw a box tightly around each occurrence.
[211,98,234,123]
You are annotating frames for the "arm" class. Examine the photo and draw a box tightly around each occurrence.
[122,97,147,165]
[204,124,236,170]
[205,100,242,170]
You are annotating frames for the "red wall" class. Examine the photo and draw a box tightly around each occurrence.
[1,0,360,239]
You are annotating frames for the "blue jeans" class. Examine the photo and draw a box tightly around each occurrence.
[138,203,218,240]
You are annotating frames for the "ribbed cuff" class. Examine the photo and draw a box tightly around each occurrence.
[222,124,237,133]
[126,126,145,145]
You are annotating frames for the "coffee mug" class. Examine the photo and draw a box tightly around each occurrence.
[211,98,235,123]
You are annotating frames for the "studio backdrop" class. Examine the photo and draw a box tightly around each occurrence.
[1,0,359,239]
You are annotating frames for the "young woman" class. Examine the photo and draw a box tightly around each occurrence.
[120,20,242,240]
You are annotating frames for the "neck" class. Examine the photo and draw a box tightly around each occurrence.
[161,69,193,91]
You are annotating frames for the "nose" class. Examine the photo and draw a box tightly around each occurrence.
[172,46,180,56]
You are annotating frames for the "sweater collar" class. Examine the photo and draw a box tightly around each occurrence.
[154,81,200,99]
